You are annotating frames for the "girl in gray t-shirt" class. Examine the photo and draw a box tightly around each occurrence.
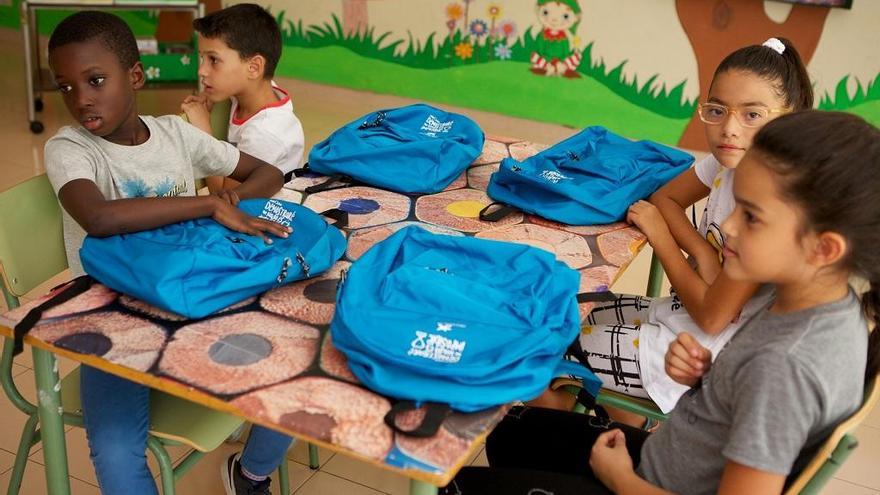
[443,112,880,495]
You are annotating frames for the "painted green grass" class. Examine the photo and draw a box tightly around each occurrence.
[819,74,880,112]
[278,45,689,145]
[277,13,694,120]
[844,100,880,126]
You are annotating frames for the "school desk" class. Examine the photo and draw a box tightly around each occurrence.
[0,134,648,495]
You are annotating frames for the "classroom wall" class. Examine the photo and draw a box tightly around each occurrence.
[250,0,880,150]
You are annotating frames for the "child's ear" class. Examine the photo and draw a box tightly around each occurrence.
[129,61,145,90]
[247,55,266,80]
[811,231,848,268]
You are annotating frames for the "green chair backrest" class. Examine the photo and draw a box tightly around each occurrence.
[785,373,880,494]
[0,174,67,300]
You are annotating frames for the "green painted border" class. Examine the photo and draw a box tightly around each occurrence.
[278,45,689,144]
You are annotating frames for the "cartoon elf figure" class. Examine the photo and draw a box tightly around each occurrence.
[531,0,582,78]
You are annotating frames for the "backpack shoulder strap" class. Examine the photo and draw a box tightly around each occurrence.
[12,275,94,356]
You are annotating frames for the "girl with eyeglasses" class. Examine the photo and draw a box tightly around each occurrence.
[531,38,813,426]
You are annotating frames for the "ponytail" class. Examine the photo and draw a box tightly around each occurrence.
[711,36,813,111]
[864,282,880,379]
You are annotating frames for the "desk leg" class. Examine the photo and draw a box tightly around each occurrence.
[32,347,71,495]
[410,479,438,495]
[646,252,664,298]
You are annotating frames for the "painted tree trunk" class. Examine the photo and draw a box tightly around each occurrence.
[675,0,829,150]
[342,0,369,36]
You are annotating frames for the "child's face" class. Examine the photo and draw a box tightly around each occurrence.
[720,152,809,285]
[197,35,251,102]
[704,70,788,169]
[536,2,579,31]
[49,39,144,142]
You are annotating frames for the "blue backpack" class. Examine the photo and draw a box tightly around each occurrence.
[482,126,693,225]
[331,226,600,435]
[303,103,485,194]
[80,199,347,319]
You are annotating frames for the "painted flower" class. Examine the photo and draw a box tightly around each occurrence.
[494,44,512,60]
[445,3,463,21]
[499,20,517,39]
[446,19,457,31]
[487,4,502,19]
[454,41,474,60]
[469,19,488,37]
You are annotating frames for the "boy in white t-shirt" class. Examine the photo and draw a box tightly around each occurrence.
[182,3,304,196]
[180,4,301,494]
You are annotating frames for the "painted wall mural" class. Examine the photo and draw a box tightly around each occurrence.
[0,0,876,149]
[265,0,880,150]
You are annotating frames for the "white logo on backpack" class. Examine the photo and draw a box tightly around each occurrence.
[540,170,573,184]
[408,330,466,363]
[259,200,296,228]
[420,115,454,137]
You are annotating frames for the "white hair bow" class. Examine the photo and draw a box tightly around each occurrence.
[762,38,785,55]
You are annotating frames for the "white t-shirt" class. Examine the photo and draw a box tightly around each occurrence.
[228,85,304,175]
[45,115,240,276]
[638,154,774,412]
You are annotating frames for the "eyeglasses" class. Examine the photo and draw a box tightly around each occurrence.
[697,102,788,128]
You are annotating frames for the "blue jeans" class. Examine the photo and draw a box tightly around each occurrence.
[80,366,293,491]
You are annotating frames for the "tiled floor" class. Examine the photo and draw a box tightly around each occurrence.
[0,26,877,495]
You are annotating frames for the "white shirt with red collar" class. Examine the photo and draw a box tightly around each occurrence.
[228,84,304,175]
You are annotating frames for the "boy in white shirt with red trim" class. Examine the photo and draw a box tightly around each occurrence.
[182,3,303,196]
[180,5,302,493]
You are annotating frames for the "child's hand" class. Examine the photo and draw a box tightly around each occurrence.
[665,332,712,387]
[214,188,241,207]
[590,429,636,492]
[181,94,213,132]
[211,198,291,244]
[626,200,670,242]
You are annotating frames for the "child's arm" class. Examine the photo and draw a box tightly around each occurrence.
[57,152,286,242]
[222,151,283,201]
[591,434,785,495]
[628,201,759,333]
[650,168,719,281]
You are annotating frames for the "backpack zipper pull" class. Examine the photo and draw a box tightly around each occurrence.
[358,111,387,130]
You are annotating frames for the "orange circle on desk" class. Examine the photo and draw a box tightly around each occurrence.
[347,221,463,261]
[231,376,394,460]
[416,189,523,233]
[476,224,592,269]
[158,311,320,395]
[4,284,117,323]
[302,186,411,230]
[260,261,349,325]
[30,312,166,372]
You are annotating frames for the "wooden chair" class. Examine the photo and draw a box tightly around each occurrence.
[0,174,262,495]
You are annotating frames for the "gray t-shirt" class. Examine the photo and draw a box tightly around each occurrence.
[638,291,867,494]
[45,115,240,276]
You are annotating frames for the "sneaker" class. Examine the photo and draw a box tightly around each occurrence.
[221,453,271,495]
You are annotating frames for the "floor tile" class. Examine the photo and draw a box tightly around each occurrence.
[822,478,879,495]
[321,453,410,495]
[834,425,880,490]
[0,459,100,495]
[0,447,14,476]
[294,471,386,495]
[469,447,488,467]
[287,436,336,468]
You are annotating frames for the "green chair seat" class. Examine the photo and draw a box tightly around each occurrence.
[59,367,243,452]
